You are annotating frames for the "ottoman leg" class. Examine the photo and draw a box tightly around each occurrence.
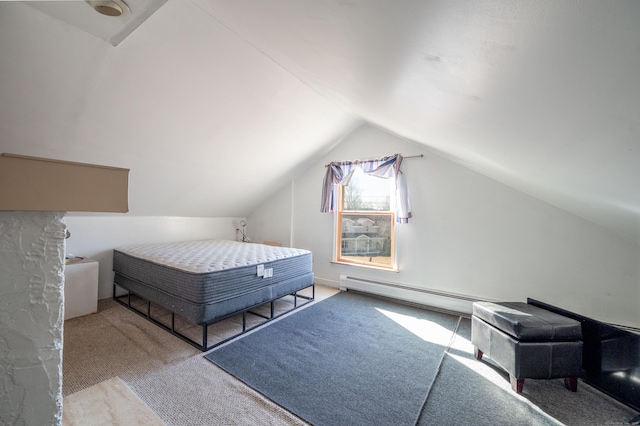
[564,377,578,392]
[474,347,483,360]
[510,376,524,393]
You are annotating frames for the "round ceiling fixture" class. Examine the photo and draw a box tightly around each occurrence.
[89,0,130,17]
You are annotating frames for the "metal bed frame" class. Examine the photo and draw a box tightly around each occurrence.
[113,282,315,351]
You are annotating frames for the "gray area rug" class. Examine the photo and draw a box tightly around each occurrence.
[418,318,562,425]
[420,317,636,426]
[205,291,460,426]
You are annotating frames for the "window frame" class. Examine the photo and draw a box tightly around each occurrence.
[333,179,397,271]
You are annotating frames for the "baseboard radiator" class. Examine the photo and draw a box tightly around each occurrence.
[339,275,486,315]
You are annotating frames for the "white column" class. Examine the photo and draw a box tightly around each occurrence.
[0,211,66,425]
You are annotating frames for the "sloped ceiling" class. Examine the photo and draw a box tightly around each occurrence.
[1,1,639,244]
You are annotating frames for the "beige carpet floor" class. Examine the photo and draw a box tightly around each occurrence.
[63,285,331,426]
[63,377,165,425]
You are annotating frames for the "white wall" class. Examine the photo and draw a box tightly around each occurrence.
[64,215,244,299]
[0,211,66,425]
[247,181,294,247]
[251,124,640,328]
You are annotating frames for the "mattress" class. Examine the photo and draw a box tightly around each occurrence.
[113,239,314,323]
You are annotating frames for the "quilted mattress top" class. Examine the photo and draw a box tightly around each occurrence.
[114,239,311,274]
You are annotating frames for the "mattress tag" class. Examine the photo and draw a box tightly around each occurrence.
[257,264,265,277]
[264,268,273,278]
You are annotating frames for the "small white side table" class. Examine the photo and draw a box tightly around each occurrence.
[64,258,99,320]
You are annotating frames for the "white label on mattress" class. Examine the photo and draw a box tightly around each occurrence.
[263,268,273,278]
[257,264,264,277]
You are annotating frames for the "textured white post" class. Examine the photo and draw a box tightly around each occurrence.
[0,211,66,425]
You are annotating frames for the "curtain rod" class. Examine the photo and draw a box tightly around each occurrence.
[324,154,423,167]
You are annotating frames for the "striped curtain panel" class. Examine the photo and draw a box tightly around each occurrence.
[321,154,412,224]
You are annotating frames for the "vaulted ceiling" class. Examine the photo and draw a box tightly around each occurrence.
[2,1,639,243]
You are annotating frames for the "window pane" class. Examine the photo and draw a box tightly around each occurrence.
[339,213,393,268]
[343,169,390,212]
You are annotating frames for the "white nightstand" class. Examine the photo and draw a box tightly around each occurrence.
[64,258,99,320]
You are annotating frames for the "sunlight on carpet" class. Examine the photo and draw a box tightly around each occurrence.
[443,329,513,389]
[375,307,457,346]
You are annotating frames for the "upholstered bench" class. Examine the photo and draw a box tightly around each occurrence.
[471,301,583,393]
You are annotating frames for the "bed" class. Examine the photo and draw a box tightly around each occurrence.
[112,239,314,351]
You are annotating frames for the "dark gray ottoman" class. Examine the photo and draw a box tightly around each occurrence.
[471,301,583,393]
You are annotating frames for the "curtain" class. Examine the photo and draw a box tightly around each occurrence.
[321,154,412,223]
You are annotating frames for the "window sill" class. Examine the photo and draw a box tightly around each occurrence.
[330,260,399,273]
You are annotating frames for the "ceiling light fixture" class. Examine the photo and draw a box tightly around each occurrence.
[89,0,130,17]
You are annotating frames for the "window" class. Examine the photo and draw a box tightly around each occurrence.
[322,153,412,270]
[336,168,395,269]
